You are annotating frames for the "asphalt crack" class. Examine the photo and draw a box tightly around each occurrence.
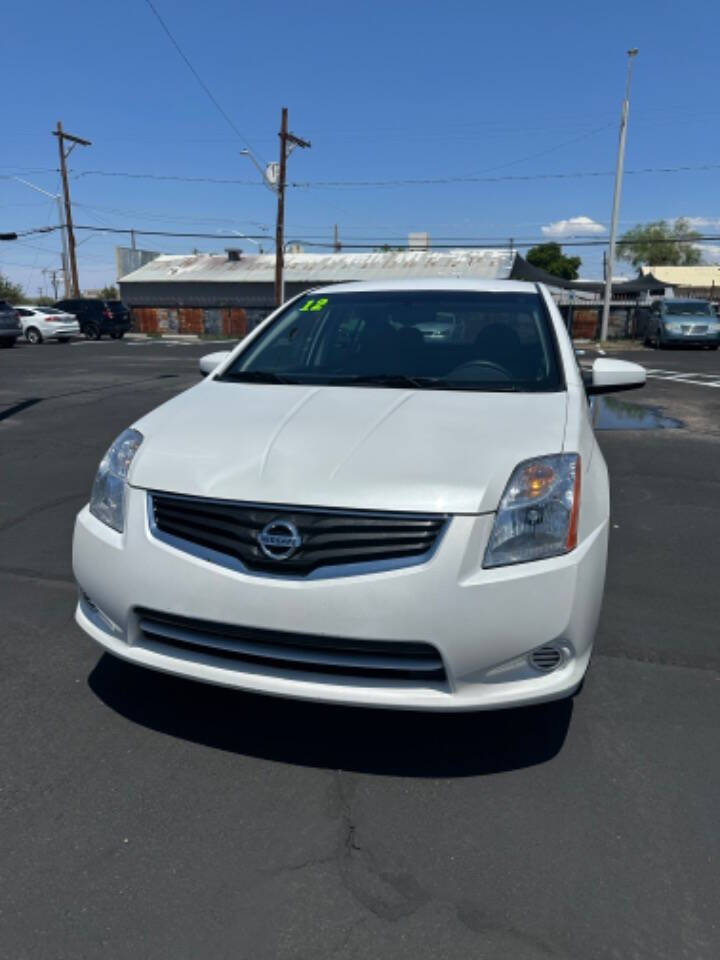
[330,770,429,923]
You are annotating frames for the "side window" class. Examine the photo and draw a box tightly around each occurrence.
[17,308,32,317]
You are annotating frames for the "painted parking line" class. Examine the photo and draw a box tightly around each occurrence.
[644,369,720,388]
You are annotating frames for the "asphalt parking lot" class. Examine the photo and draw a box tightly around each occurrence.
[2,337,719,959]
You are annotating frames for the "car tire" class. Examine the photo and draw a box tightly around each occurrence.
[25,326,43,345]
[110,329,125,340]
[0,338,16,349]
[85,323,101,341]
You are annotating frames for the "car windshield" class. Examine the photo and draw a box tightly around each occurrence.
[664,301,713,316]
[219,290,563,393]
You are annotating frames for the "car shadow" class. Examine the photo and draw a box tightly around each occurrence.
[88,654,572,778]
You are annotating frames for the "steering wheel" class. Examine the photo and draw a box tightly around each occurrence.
[446,359,512,380]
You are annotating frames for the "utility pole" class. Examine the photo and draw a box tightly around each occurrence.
[274,107,311,306]
[333,224,341,253]
[600,49,638,342]
[53,121,91,298]
[43,268,60,299]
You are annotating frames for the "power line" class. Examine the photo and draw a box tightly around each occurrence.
[64,161,720,189]
[73,169,260,185]
[13,223,720,250]
[142,0,260,159]
[290,163,720,189]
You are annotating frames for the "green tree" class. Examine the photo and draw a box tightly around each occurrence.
[617,218,702,268]
[0,273,25,302]
[99,284,119,299]
[526,243,581,280]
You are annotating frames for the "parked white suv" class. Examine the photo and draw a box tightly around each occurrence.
[15,306,80,344]
[73,280,645,710]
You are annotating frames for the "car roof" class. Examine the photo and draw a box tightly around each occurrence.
[309,278,541,296]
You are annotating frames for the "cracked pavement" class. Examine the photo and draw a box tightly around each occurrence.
[1,339,719,958]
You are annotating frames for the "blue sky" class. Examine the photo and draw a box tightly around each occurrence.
[3,0,719,296]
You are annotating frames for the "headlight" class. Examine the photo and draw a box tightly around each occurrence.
[664,321,682,333]
[89,428,143,531]
[483,454,580,568]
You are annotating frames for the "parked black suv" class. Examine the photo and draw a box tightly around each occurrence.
[54,298,131,340]
[0,300,22,348]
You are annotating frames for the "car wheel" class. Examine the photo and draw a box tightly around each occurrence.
[0,338,16,349]
[710,345,719,351]
[25,326,43,345]
[85,323,101,340]
[110,329,125,340]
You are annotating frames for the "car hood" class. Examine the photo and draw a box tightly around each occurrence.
[129,381,568,514]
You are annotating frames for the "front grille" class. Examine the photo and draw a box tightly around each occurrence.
[135,608,447,685]
[150,492,447,577]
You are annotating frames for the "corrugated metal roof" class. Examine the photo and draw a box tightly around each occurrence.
[119,249,515,285]
[641,265,720,286]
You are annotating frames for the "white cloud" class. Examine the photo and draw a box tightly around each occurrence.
[541,216,606,239]
[683,216,720,229]
[694,243,720,263]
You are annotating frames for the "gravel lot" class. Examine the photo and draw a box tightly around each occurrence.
[1,338,718,959]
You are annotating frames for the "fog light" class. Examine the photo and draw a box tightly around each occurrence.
[528,644,564,673]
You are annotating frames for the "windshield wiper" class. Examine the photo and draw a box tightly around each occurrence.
[339,374,519,392]
[339,373,439,389]
[218,370,300,384]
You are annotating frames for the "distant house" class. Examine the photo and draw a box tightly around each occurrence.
[641,265,720,300]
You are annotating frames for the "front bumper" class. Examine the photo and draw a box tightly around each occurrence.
[73,487,608,711]
[662,329,720,346]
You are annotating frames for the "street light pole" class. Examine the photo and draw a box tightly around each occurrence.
[12,176,71,296]
[600,49,638,342]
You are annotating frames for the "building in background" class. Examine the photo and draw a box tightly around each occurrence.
[641,265,720,300]
[118,248,517,336]
[115,246,161,283]
[118,246,671,339]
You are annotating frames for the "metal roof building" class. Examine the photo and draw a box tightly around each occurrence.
[119,248,644,338]
[119,248,516,307]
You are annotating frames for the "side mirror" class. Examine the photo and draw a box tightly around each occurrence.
[199,351,231,377]
[585,358,646,395]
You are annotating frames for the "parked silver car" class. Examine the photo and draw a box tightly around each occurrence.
[644,299,720,349]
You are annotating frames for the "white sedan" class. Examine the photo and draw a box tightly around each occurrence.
[73,280,645,711]
[15,305,80,344]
